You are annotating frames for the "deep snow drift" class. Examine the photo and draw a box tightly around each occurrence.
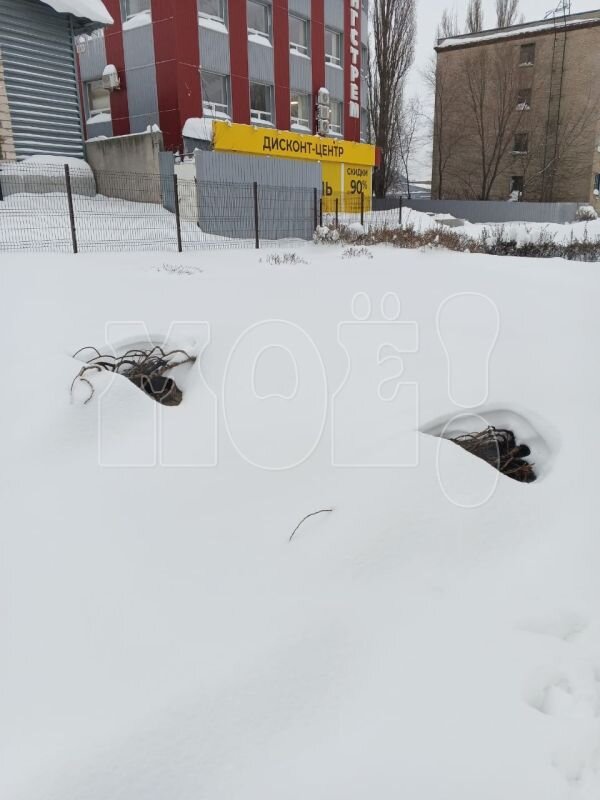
[1,244,598,799]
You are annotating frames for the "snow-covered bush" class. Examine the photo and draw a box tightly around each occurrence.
[575,205,598,222]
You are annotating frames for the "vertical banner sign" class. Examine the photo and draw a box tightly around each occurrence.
[345,0,361,141]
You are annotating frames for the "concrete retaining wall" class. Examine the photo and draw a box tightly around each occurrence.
[85,131,164,202]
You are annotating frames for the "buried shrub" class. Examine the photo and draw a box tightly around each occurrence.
[575,205,598,222]
[315,219,600,261]
[263,252,308,265]
[71,345,196,406]
[449,426,536,483]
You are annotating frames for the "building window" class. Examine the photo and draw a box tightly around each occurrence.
[247,0,271,41]
[198,0,227,24]
[202,71,230,118]
[325,28,342,67]
[86,79,111,118]
[519,43,535,66]
[516,88,531,110]
[250,81,273,124]
[510,175,524,198]
[360,107,368,142]
[594,174,600,194]
[289,14,309,56]
[330,100,342,136]
[124,0,150,19]
[290,92,311,130]
[361,44,368,78]
[513,132,528,153]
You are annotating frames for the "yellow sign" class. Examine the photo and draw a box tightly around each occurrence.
[322,162,342,212]
[343,164,372,213]
[212,121,377,167]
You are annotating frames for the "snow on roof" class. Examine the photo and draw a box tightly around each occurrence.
[39,0,113,25]
[437,16,600,50]
[183,117,215,141]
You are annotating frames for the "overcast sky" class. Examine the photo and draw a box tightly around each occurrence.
[407,0,599,178]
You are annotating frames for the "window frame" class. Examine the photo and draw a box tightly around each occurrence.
[519,43,535,66]
[247,0,272,41]
[329,100,343,136]
[513,132,528,154]
[516,87,532,110]
[198,0,227,25]
[250,81,274,124]
[289,14,310,56]
[201,70,230,119]
[325,27,343,68]
[123,0,150,20]
[86,79,111,117]
[290,91,311,130]
[510,175,524,197]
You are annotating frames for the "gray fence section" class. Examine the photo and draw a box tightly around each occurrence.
[193,151,321,240]
[403,198,580,224]
[159,151,176,212]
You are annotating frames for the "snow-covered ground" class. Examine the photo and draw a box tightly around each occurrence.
[0,192,242,252]
[2,243,598,799]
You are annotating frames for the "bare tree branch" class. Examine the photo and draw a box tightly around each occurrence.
[368,0,416,197]
[496,0,519,28]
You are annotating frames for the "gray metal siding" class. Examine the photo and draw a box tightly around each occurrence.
[248,41,274,84]
[289,0,310,15]
[199,27,231,74]
[289,53,311,91]
[86,117,113,138]
[0,0,85,159]
[325,63,343,100]
[403,199,580,225]
[78,33,107,81]
[325,0,344,28]
[195,149,320,240]
[122,21,159,132]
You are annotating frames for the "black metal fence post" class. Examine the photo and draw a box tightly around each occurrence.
[64,164,78,254]
[399,194,403,227]
[173,173,183,252]
[319,198,323,227]
[0,173,3,202]
[335,197,339,228]
[360,191,364,226]
[253,181,259,249]
[313,187,318,230]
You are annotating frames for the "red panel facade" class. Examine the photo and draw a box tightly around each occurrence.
[151,0,202,151]
[102,0,130,136]
[229,2,250,124]
[80,2,367,148]
[311,0,325,122]
[273,0,291,130]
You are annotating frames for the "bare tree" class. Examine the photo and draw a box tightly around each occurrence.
[437,7,460,39]
[465,0,483,33]
[396,96,423,197]
[496,0,519,28]
[424,56,462,199]
[368,0,416,197]
[460,46,527,199]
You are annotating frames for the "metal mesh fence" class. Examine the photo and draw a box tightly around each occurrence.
[0,162,403,254]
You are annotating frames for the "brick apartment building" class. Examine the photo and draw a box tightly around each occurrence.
[77,1,370,150]
[432,10,600,206]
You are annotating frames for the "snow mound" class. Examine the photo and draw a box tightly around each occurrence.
[40,0,113,24]
[183,117,214,141]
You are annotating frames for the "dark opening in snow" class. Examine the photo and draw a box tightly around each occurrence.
[449,426,536,483]
[71,345,195,406]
